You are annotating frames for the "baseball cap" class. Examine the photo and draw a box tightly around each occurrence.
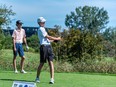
[16,20,23,24]
[37,17,46,23]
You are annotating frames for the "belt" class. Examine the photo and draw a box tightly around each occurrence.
[15,42,22,44]
[41,44,50,46]
[15,41,22,43]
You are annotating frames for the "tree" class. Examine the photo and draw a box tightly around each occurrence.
[102,27,116,57]
[0,4,15,27]
[65,6,109,34]
[0,27,5,50]
[102,27,116,43]
[0,4,15,50]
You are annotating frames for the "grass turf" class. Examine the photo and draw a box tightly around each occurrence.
[0,71,116,87]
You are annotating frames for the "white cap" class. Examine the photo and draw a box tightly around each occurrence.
[37,17,46,23]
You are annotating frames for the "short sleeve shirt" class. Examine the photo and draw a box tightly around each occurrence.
[12,28,26,43]
[38,27,50,45]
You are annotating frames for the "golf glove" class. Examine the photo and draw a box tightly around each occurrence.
[26,45,29,50]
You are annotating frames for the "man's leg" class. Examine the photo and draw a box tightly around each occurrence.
[36,63,44,78]
[13,56,17,71]
[20,56,25,71]
[35,63,44,82]
[48,60,54,83]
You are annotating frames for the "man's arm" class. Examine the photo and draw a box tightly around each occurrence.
[23,37,28,46]
[23,29,29,49]
[12,37,16,51]
[46,35,61,41]
[23,37,29,50]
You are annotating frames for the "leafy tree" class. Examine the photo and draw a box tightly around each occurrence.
[103,27,116,43]
[102,27,116,57]
[0,4,15,27]
[0,27,5,50]
[0,4,15,50]
[65,6,109,34]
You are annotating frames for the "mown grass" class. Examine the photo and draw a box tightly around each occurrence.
[0,71,116,87]
[0,49,116,87]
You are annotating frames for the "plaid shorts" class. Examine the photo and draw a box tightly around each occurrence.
[40,45,54,63]
[13,43,24,57]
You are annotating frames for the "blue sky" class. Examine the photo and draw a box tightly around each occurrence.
[1,0,116,29]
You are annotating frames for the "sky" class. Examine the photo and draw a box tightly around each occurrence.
[0,0,116,29]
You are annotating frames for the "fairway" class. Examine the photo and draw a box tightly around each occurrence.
[0,71,116,87]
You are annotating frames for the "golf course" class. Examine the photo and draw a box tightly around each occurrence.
[0,50,116,87]
[0,1,116,87]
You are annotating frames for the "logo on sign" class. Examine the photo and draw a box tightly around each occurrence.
[12,81,37,87]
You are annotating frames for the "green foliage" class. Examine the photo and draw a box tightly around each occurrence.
[74,58,116,74]
[102,27,116,57]
[54,29,103,62]
[0,27,5,50]
[0,49,116,74]
[0,4,15,27]
[2,35,12,49]
[47,28,104,62]
[65,6,109,33]
[26,34,39,52]
[0,4,15,50]
[103,27,116,43]
[54,61,74,72]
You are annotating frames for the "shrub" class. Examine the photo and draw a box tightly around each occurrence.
[73,59,116,74]
[54,61,74,72]
[26,34,39,52]
[2,35,12,49]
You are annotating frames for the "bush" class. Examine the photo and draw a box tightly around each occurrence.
[2,35,12,49]
[54,61,74,72]
[26,34,40,52]
[0,29,5,50]
[73,58,116,74]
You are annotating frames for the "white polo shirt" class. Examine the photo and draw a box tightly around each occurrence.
[38,27,50,45]
[12,28,26,43]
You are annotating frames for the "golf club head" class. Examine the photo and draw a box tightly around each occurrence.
[54,40,59,43]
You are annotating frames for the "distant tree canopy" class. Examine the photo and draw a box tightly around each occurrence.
[102,27,116,57]
[0,4,15,50]
[103,27,116,43]
[65,6,109,34]
[0,4,15,28]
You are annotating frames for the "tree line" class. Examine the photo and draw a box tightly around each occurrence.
[0,4,115,63]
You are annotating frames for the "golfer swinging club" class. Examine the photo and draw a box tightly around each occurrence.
[35,17,61,84]
[12,20,29,74]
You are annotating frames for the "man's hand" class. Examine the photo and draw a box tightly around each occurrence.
[57,37,61,40]
[54,37,61,43]
[14,47,17,51]
[54,40,59,43]
[26,45,29,50]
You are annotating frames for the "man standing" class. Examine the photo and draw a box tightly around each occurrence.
[35,17,61,84]
[12,20,29,74]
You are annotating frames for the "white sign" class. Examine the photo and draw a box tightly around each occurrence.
[12,81,37,87]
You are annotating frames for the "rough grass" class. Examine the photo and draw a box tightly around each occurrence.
[0,49,116,73]
[0,49,40,71]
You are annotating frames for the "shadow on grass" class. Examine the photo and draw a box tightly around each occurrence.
[0,79,34,82]
[56,72,116,77]
[0,79,48,84]
[77,72,116,76]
